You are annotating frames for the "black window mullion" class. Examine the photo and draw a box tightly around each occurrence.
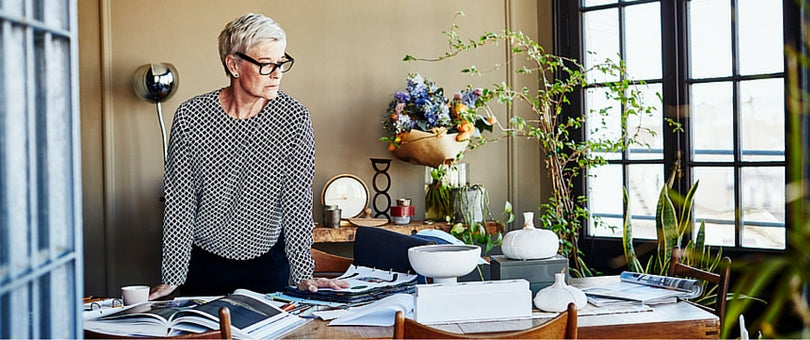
[729,0,744,247]
[663,0,690,198]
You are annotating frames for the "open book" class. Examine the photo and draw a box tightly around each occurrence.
[582,271,703,306]
[83,289,308,338]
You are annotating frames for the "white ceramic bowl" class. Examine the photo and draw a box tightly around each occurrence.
[407,244,480,284]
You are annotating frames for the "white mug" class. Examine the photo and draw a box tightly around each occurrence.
[121,285,150,306]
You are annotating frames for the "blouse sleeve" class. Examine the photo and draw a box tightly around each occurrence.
[282,108,316,285]
[160,106,196,286]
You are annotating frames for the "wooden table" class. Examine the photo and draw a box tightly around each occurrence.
[283,276,720,339]
[312,220,503,243]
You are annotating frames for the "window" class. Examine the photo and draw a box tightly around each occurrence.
[0,1,84,337]
[559,0,787,250]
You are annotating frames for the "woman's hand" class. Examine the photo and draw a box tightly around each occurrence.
[148,283,177,300]
[297,277,350,293]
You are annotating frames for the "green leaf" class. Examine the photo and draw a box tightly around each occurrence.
[655,185,678,273]
[678,180,700,243]
[622,187,642,272]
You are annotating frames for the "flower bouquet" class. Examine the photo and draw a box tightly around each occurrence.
[381,73,492,168]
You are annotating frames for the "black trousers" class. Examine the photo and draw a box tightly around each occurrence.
[181,235,290,296]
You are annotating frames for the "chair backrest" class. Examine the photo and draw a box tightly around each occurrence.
[353,226,434,274]
[393,302,577,339]
[86,306,232,339]
[668,246,732,330]
[311,248,353,278]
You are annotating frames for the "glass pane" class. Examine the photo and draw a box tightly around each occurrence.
[582,0,617,7]
[688,0,732,78]
[588,164,623,236]
[586,87,621,160]
[628,83,663,160]
[625,2,662,80]
[741,167,785,249]
[583,8,620,84]
[740,79,785,161]
[627,164,664,239]
[690,82,733,161]
[692,167,735,246]
[592,217,623,237]
[2,0,25,16]
[43,0,71,31]
[738,0,784,75]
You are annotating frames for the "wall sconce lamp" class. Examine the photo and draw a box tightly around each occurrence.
[132,63,179,164]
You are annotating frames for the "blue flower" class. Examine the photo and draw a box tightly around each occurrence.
[383,73,479,140]
[393,91,410,102]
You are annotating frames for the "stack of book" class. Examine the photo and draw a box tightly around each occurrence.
[284,265,418,304]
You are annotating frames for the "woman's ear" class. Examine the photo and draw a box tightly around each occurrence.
[225,54,239,78]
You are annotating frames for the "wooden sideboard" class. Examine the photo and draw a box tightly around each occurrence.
[312,220,503,243]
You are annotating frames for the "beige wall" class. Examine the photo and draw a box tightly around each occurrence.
[80,0,553,296]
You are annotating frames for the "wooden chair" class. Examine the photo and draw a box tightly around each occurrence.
[85,306,232,339]
[311,248,353,278]
[668,246,732,330]
[393,302,577,339]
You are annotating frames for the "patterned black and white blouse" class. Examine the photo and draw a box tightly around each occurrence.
[160,88,315,287]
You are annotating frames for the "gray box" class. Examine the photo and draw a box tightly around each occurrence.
[490,255,569,296]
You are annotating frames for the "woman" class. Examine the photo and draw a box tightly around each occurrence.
[149,13,347,300]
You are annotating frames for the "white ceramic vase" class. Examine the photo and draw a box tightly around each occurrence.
[533,272,588,312]
[501,212,560,260]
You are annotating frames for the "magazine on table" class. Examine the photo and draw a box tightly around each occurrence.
[83,289,308,338]
[284,265,418,303]
[582,271,703,305]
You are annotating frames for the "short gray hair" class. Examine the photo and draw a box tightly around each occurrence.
[218,13,286,76]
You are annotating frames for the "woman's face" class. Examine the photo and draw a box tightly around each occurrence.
[235,40,287,100]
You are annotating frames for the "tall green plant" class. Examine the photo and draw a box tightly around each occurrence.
[405,12,660,277]
[623,177,700,275]
[622,178,736,314]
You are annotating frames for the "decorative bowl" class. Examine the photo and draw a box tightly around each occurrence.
[407,244,480,284]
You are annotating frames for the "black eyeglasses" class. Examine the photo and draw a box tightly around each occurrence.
[235,52,294,75]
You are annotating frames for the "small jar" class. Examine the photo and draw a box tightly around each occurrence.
[390,205,415,225]
[323,205,341,228]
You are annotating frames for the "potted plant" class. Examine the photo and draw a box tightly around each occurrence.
[382,74,496,222]
[380,73,493,169]
[403,12,662,276]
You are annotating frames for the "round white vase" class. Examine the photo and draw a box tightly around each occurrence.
[501,212,560,260]
[533,272,588,312]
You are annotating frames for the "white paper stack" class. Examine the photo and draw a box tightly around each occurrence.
[414,279,532,323]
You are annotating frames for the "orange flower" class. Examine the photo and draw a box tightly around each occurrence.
[487,116,497,125]
[450,102,467,119]
[457,121,473,133]
[388,143,397,151]
[456,131,473,141]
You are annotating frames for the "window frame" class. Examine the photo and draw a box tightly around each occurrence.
[554,0,796,267]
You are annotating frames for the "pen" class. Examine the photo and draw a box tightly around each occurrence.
[83,297,104,304]
[281,302,297,312]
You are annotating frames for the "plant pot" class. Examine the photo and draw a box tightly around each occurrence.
[390,130,469,168]
[452,186,486,224]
